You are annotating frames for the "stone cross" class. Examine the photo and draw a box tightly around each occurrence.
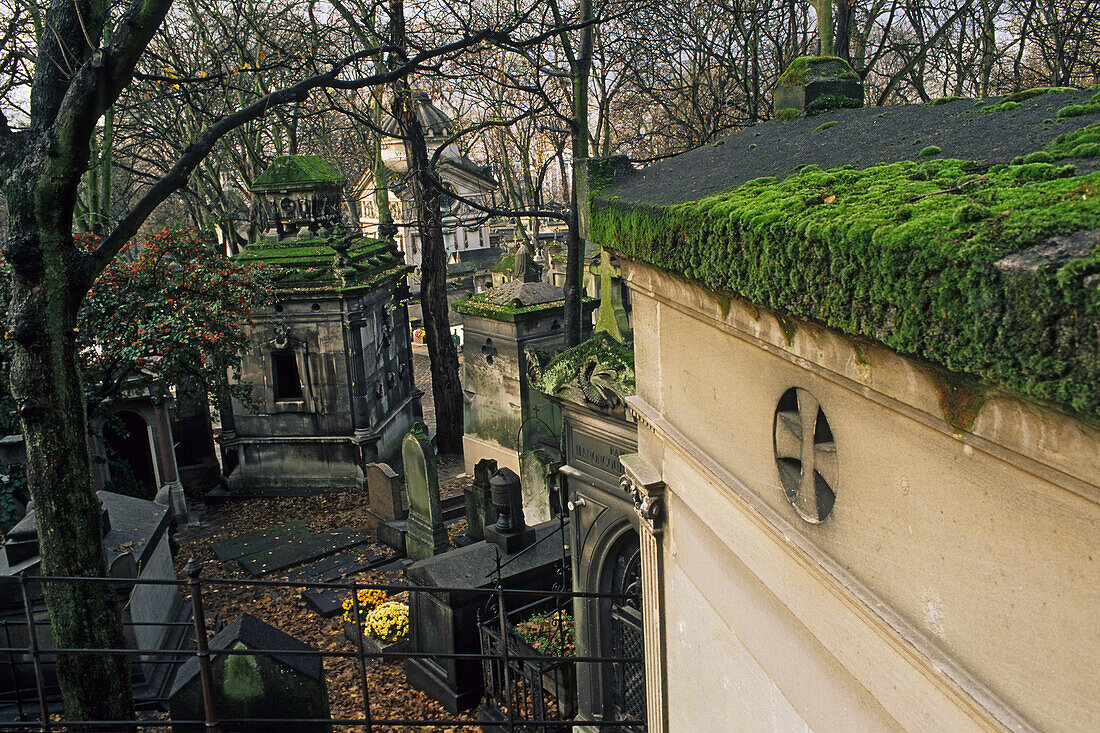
[484,467,534,553]
[402,428,450,561]
[365,462,405,530]
[592,248,631,342]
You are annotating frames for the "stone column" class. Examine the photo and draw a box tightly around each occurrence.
[151,399,189,523]
[620,452,667,733]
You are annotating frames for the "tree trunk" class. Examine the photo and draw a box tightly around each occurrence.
[391,0,463,453]
[5,162,134,724]
[563,0,592,348]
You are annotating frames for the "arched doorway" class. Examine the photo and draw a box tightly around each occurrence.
[102,411,158,499]
[599,530,645,728]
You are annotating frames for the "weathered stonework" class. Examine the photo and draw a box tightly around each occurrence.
[218,157,421,496]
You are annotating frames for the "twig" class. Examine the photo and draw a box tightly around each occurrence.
[907,175,988,202]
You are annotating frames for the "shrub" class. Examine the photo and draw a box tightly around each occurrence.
[517,611,576,657]
[775,108,801,121]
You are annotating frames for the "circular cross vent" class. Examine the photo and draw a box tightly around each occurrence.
[773,387,837,524]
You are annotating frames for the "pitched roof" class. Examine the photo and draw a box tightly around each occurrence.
[251,155,346,193]
[592,87,1100,422]
[381,91,454,137]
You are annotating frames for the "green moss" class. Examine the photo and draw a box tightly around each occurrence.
[233,236,406,291]
[979,100,1022,114]
[529,332,635,405]
[774,315,798,346]
[777,56,859,86]
[591,159,1100,421]
[930,96,971,106]
[805,94,862,115]
[931,371,988,434]
[1045,122,1100,158]
[251,155,344,191]
[587,157,631,196]
[814,121,839,131]
[918,145,942,157]
[1001,87,1075,104]
[490,251,516,274]
[776,108,801,122]
[1056,102,1100,118]
[1010,151,1055,165]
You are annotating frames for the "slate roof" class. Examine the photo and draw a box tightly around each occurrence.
[607,88,1100,206]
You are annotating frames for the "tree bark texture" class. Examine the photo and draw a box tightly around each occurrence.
[391,0,463,453]
[563,0,593,348]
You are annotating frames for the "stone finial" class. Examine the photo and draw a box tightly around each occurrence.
[402,427,449,561]
[513,243,543,283]
[484,467,534,553]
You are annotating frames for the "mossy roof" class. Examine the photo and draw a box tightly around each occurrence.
[251,155,346,192]
[233,236,407,293]
[591,87,1100,423]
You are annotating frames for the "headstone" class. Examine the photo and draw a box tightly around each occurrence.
[169,613,332,732]
[402,427,449,561]
[463,458,498,543]
[484,468,534,553]
[365,462,405,530]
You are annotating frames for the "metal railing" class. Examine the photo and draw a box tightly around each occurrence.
[0,562,644,731]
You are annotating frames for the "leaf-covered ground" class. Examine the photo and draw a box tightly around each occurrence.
[173,469,477,732]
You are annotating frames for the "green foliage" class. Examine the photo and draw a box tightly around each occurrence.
[590,159,1100,421]
[516,611,575,657]
[930,96,971,106]
[1056,102,1100,118]
[918,145,942,157]
[776,108,801,122]
[979,100,1022,114]
[814,121,838,131]
[805,94,862,115]
[777,56,858,86]
[75,229,271,409]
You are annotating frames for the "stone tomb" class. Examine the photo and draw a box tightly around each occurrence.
[169,613,331,732]
[454,280,595,484]
[0,491,188,708]
[403,518,569,714]
[218,155,421,496]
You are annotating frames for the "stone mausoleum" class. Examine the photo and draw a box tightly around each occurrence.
[585,74,1100,731]
[217,155,421,495]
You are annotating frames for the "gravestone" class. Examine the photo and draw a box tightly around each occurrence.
[513,243,543,283]
[402,427,449,561]
[484,467,534,553]
[365,462,405,530]
[169,613,331,732]
[463,458,498,543]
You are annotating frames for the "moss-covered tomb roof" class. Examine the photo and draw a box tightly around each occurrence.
[591,86,1100,422]
[233,236,408,293]
[251,155,346,192]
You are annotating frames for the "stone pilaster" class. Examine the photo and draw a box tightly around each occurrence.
[620,452,667,733]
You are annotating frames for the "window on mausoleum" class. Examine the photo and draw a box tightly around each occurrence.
[272,350,304,400]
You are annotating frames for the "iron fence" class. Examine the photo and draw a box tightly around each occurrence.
[0,562,643,731]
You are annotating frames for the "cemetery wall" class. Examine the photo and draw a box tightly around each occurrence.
[621,258,1099,732]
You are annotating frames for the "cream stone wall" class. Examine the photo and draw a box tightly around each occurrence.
[621,258,1099,732]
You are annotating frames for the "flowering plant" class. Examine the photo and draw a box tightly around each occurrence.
[341,588,388,625]
[516,611,575,657]
[362,601,409,642]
